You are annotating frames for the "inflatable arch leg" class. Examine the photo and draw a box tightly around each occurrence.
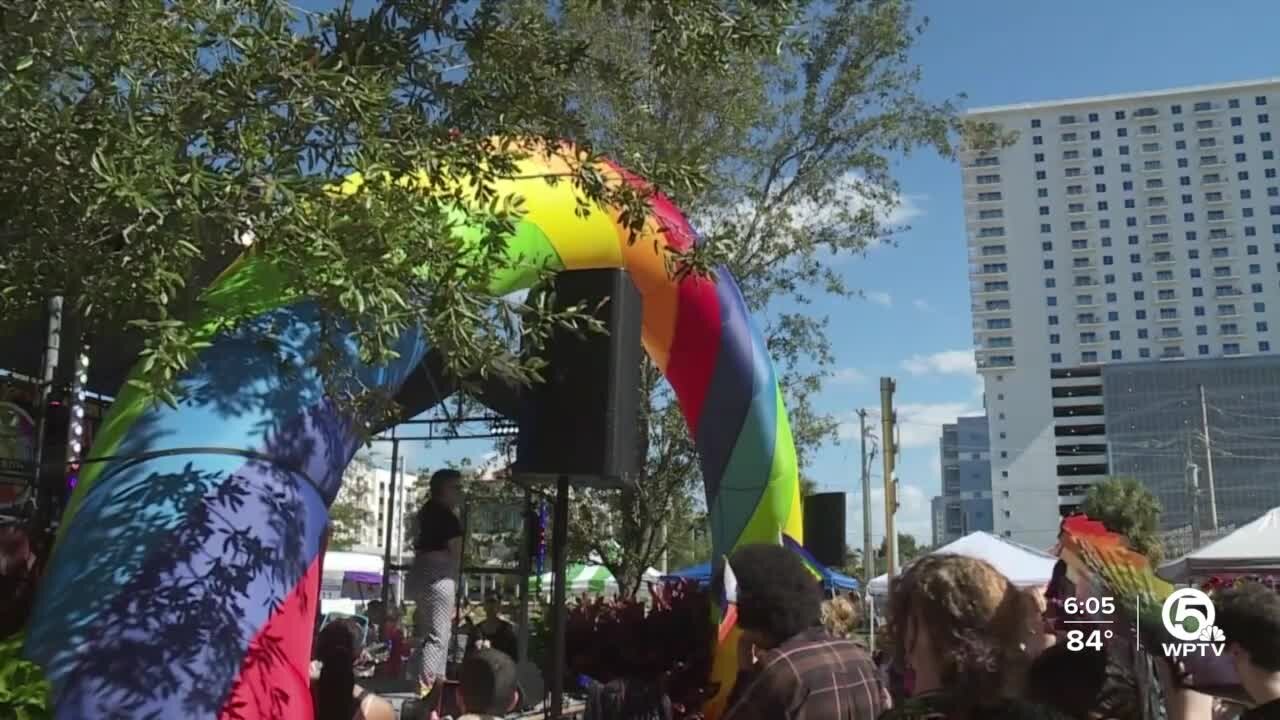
[24,145,802,719]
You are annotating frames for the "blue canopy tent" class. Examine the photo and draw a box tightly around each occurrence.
[662,561,859,592]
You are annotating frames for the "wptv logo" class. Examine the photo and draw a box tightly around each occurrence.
[1161,588,1227,658]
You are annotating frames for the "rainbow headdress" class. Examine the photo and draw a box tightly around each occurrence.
[1057,515,1243,695]
[1056,514,1173,633]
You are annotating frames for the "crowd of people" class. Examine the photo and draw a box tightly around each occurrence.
[306,468,1280,720]
[708,546,1280,720]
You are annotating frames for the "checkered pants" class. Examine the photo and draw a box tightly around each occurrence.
[411,574,455,693]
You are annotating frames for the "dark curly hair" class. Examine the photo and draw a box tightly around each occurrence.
[886,554,1038,711]
[717,543,822,646]
[1215,581,1280,672]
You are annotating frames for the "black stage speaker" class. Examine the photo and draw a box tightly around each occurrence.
[514,270,643,488]
[803,492,847,567]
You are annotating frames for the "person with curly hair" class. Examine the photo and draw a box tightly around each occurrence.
[717,543,884,720]
[1215,581,1280,719]
[880,554,1062,720]
[822,595,859,639]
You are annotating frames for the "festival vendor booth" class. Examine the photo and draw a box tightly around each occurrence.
[321,550,385,616]
[867,530,1057,598]
[661,559,861,594]
[528,564,663,601]
[1157,506,1280,583]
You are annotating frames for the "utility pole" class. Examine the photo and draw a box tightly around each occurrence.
[858,410,874,591]
[1197,384,1219,530]
[1187,460,1203,550]
[879,378,898,578]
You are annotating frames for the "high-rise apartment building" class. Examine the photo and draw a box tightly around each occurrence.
[932,416,993,546]
[335,458,419,557]
[962,78,1280,549]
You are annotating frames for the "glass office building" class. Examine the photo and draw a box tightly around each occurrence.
[1103,355,1280,535]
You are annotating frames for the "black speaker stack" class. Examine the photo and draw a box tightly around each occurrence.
[513,270,644,488]
[802,492,848,568]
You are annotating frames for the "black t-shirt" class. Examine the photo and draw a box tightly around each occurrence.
[414,500,462,553]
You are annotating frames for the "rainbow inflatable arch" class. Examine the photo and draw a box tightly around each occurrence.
[24,144,802,719]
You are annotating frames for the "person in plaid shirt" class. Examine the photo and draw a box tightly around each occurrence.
[720,544,884,720]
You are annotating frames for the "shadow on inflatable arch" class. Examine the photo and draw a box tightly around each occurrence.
[22,142,803,719]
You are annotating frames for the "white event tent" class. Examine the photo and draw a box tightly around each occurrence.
[867,530,1057,597]
[1158,507,1280,583]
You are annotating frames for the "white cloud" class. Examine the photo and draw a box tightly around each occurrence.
[895,402,982,449]
[901,350,976,377]
[912,298,935,313]
[695,171,926,257]
[845,483,934,552]
[830,367,867,385]
[865,291,893,307]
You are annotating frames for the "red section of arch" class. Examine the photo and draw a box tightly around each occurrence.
[218,557,322,720]
[665,272,722,432]
[600,159,718,431]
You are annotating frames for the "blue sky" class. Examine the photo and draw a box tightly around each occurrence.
[371,0,1280,550]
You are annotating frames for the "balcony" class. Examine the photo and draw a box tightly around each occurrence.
[969,174,1003,188]
[1156,332,1183,342]
[970,248,1008,262]
[1205,193,1231,205]
[977,355,1016,370]
[1193,101,1222,114]
[1209,233,1233,243]
[965,157,1001,170]
[972,303,1012,316]
[1155,314,1181,323]
[1151,255,1176,266]
[1076,315,1104,327]
[1219,327,1246,338]
[1194,119,1221,132]
[970,192,1004,204]
[973,284,1011,296]
[1207,214,1234,225]
[1154,293,1179,305]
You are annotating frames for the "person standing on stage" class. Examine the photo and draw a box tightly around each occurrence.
[409,468,464,697]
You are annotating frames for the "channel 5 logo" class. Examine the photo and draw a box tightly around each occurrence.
[1161,588,1226,658]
